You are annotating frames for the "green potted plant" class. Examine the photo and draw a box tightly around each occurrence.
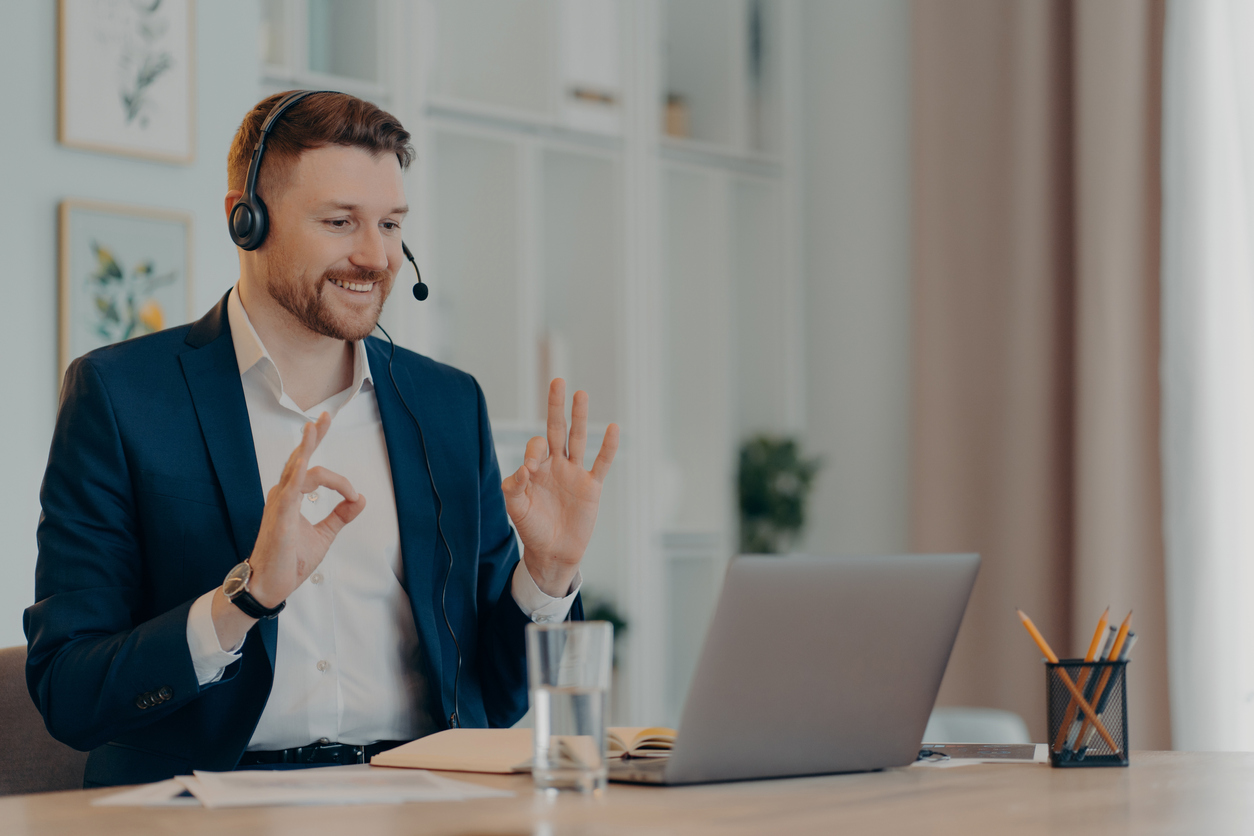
[737,435,822,554]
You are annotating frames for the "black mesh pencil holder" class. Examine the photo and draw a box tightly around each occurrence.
[1045,659,1129,767]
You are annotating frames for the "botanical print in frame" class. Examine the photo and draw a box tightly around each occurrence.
[59,0,196,163]
[59,199,193,381]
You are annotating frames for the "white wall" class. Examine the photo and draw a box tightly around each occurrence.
[0,2,260,646]
[799,0,913,555]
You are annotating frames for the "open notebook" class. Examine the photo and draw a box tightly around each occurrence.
[607,727,675,758]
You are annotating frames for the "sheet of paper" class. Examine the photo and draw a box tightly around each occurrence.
[92,778,202,807]
[911,743,1048,768]
[180,764,513,808]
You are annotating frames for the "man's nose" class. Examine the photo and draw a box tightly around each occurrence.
[350,227,389,271]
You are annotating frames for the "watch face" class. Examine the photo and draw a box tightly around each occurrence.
[223,561,252,598]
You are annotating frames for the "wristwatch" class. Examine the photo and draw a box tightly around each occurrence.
[223,560,286,619]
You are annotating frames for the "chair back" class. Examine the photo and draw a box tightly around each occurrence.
[0,646,88,794]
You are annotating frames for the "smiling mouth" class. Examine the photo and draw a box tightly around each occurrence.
[329,277,374,293]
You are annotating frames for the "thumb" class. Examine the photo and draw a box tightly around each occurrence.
[502,464,530,498]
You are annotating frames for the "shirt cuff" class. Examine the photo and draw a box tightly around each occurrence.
[512,561,581,623]
[186,588,244,687]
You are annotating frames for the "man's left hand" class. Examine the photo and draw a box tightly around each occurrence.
[501,379,619,598]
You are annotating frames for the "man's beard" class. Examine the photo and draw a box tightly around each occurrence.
[266,258,393,342]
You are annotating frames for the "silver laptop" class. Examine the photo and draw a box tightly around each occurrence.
[609,553,980,785]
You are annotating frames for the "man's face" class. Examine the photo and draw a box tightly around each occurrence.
[260,144,408,342]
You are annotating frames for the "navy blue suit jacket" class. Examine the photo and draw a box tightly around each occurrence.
[25,292,577,787]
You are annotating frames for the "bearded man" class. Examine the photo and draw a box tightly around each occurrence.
[25,91,618,788]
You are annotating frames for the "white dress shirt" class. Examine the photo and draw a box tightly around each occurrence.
[185,285,578,749]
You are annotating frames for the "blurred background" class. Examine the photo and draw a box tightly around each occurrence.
[4,0,1252,753]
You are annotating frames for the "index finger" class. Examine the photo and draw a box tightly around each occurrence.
[274,421,315,507]
[590,423,619,483]
[310,412,332,449]
[297,412,333,461]
[281,413,332,487]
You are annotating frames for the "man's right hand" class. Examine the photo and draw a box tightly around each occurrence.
[210,412,366,650]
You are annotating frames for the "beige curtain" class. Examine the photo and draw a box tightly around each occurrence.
[911,0,1170,748]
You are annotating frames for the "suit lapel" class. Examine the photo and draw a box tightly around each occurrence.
[179,293,276,668]
[368,340,444,690]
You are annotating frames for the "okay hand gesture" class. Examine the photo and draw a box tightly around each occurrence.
[500,379,619,597]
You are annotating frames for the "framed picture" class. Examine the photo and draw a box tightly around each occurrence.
[58,0,196,163]
[59,199,193,381]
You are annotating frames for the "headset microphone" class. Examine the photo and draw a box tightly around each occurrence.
[403,241,428,301]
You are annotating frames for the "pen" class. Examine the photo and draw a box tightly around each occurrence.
[1053,608,1109,753]
[1016,609,1121,755]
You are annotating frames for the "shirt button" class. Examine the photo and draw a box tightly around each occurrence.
[306,492,319,503]
[535,615,553,624]
[311,572,324,585]
[317,660,330,672]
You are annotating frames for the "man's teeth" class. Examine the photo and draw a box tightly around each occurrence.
[331,278,373,292]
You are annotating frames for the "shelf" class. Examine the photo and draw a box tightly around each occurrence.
[426,99,623,152]
[659,136,784,178]
[306,0,380,83]
[258,0,393,103]
[661,0,785,157]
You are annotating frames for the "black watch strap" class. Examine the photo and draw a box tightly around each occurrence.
[230,590,286,619]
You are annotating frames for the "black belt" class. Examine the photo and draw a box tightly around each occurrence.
[238,739,407,767]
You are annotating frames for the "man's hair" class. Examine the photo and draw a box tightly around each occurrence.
[227,91,414,196]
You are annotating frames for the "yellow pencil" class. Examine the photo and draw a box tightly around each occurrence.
[1052,608,1109,753]
[1016,609,1121,755]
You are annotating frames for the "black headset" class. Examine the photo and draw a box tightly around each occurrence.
[228,89,430,302]
[233,90,457,726]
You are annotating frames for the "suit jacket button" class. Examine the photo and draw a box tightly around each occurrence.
[136,695,150,709]
[158,686,173,700]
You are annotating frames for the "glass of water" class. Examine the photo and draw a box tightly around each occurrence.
[526,620,613,794]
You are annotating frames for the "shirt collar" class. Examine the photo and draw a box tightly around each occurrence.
[226,283,373,412]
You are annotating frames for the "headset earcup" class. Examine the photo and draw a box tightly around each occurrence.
[229,196,268,251]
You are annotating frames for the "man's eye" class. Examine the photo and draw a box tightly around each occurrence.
[382,221,400,231]
[328,219,350,228]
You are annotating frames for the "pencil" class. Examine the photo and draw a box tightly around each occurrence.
[1016,609,1121,755]
[1052,608,1109,753]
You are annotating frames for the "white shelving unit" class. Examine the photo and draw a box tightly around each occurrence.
[259,0,399,102]
[258,0,804,729]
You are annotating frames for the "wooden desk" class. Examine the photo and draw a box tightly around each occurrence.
[2,751,1252,835]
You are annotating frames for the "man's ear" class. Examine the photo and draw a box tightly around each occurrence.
[225,190,243,219]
